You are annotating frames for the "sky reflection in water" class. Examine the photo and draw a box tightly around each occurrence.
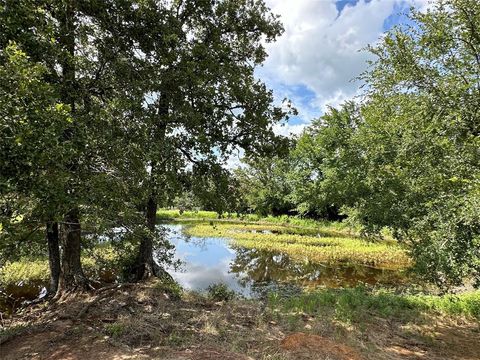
[163,224,404,297]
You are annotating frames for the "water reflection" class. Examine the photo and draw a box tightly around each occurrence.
[164,224,405,297]
[1,223,406,311]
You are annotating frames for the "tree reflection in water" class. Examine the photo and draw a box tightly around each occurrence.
[229,246,405,291]
[166,224,407,297]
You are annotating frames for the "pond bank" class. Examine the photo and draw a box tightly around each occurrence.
[1,280,479,360]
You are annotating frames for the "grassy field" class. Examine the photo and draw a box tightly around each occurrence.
[157,209,355,231]
[268,287,480,322]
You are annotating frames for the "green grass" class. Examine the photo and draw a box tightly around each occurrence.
[104,323,126,338]
[157,209,224,220]
[268,287,480,322]
[184,222,410,269]
[157,209,357,232]
[0,245,120,287]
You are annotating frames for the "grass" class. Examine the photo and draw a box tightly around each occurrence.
[184,222,410,269]
[157,209,356,232]
[0,245,120,288]
[157,209,224,220]
[0,324,29,344]
[268,287,480,322]
[0,260,49,286]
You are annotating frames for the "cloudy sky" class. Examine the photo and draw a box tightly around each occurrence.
[258,0,431,137]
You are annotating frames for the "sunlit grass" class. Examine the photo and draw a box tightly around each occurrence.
[184,222,411,269]
[157,209,222,220]
[0,246,120,287]
[158,209,358,236]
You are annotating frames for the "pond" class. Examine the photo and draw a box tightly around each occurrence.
[163,224,405,297]
[0,223,407,312]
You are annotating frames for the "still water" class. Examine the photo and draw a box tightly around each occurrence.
[164,224,404,297]
[1,223,405,312]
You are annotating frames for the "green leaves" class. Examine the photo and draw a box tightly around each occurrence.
[236,0,480,289]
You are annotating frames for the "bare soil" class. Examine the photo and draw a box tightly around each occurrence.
[1,280,478,360]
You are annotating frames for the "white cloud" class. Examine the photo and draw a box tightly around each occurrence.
[273,122,306,137]
[224,0,435,168]
[260,0,432,118]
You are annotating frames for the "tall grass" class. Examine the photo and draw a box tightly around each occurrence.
[268,287,480,321]
[0,246,120,287]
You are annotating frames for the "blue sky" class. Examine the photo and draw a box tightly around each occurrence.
[257,0,430,137]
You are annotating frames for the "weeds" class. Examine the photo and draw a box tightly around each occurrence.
[207,283,236,301]
[154,279,183,300]
[104,323,125,338]
[268,287,480,323]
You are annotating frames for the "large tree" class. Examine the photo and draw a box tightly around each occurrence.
[122,0,293,280]
[0,0,150,293]
[359,0,480,287]
[0,0,293,289]
[295,0,480,288]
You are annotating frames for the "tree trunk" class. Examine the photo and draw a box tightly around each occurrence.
[134,194,157,281]
[133,193,173,282]
[133,93,173,282]
[55,0,89,294]
[46,221,61,294]
[57,209,89,293]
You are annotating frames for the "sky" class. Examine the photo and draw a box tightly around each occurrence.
[258,0,432,138]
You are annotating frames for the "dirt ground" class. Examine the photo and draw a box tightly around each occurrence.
[1,281,479,360]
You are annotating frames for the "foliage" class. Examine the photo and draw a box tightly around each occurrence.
[234,0,480,289]
[234,156,295,216]
[355,0,480,287]
[186,164,246,215]
[0,43,71,259]
[206,283,236,301]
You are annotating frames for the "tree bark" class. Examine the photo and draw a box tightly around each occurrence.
[134,194,157,281]
[55,0,89,294]
[46,221,61,294]
[57,209,89,293]
[133,93,173,282]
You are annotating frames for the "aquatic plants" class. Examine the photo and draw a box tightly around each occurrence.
[185,223,411,269]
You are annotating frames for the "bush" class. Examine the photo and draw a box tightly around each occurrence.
[206,283,236,301]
